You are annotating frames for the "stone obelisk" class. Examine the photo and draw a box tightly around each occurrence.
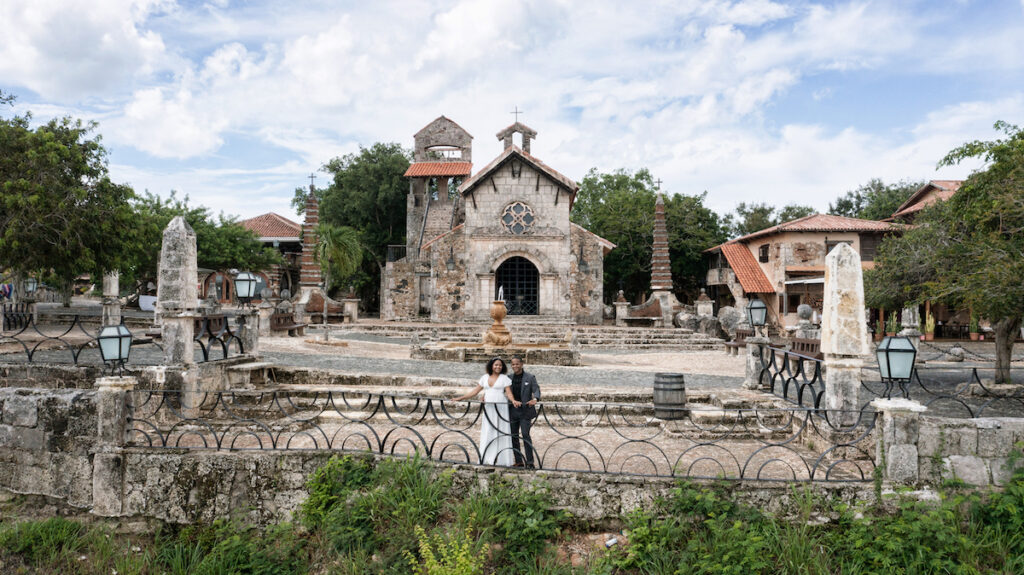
[156,216,199,366]
[821,243,871,425]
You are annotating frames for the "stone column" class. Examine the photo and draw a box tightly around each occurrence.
[614,291,629,327]
[695,288,714,317]
[156,216,199,366]
[257,300,274,337]
[899,305,922,351]
[299,184,322,289]
[870,397,927,485]
[342,298,360,323]
[743,336,769,389]
[821,244,871,425]
[93,375,135,517]
[101,270,121,327]
[236,310,259,356]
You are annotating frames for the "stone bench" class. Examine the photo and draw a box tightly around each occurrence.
[724,328,753,356]
[270,312,306,337]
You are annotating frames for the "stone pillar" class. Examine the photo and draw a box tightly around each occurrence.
[236,310,259,356]
[821,244,871,425]
[342,298,359,323]
[794,303,821,339]
[93,375,135,517]
[257,300,274,337]
[871,397,927,485]
[614,291,629,327]
[695,288,714,317]
[101,271,121,327]
[743,337,769,389]
[899,305,922,351]
[156,216,199,366]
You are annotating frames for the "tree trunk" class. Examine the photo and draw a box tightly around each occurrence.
[993,317,1022,384]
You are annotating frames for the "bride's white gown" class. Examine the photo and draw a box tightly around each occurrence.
[478,374,513,466]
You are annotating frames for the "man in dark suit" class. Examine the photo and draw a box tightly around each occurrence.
[508,355,541,468]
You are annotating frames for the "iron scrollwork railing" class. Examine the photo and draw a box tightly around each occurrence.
[193,315,244,362]
[758,345,826,409]
[861,366,1024,419]
[127,390,876,483]
[0,313,162,366]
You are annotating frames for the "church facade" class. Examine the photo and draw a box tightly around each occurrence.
[382,116,614,324]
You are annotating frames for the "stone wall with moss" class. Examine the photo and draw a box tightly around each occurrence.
[427,230,467,323]
[569,225,605,325]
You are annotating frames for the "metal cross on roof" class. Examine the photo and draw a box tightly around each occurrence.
[655,178,663,191]
[308,173,317,187]
[510,106,524,123]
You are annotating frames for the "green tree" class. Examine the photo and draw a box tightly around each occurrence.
[828,178,922,221]
[0,104,135,304]
[315,224,363,297]
[571,168,728,303]
[866,121,1024,382]
[723,202,815,238]
[301,143,411,309]
[123,191,282,291]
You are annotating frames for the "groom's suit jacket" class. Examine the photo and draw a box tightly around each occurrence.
[509,371,541,420]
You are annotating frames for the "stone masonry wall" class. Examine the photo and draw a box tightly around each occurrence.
[428,231,467,323]
[569,225,604,325]
[917,415,1024,486]
[383,259,418,320]
[0,388,98,508]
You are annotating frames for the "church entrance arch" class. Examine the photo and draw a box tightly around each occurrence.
[495,256,539,315]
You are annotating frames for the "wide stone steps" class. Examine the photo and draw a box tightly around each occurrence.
[330,322,722,350]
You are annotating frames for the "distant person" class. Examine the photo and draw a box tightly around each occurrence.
[453,357,518,466]
[508,356,541,468]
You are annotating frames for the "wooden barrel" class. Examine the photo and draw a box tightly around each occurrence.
[653,373,687,420]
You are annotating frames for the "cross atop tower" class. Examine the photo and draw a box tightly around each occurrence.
[510,106,524,123]
[308,173,317,188]
[654,178,663,191]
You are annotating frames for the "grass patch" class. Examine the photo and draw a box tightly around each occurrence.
[5,454,1024,573]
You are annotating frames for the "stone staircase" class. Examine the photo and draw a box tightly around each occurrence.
[328,320,722,350]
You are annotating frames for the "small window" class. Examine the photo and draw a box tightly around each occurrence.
[825,240,852,254]
[788,294,801,311]
[758,244,769,263]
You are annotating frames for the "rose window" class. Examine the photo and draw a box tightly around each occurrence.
[500,202,535,234]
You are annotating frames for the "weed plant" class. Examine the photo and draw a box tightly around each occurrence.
[6,454,1024,573]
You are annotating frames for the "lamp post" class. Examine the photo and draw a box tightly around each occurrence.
[98,323,133,375]
[233,271,258,309]
[876,335,917,399]
[746,298,767,336]
[24,277,37,296]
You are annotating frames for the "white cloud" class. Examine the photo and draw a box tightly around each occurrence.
[0,0,171,100]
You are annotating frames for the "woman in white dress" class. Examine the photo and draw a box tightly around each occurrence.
[453,357,521,466]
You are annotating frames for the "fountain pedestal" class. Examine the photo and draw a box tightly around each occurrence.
[482,300,512,347]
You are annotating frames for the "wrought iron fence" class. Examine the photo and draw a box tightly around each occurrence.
[0,313,149,366]
[126,390,876,482]
[758,346,825,409]
[193,315,245,362]
[861,366,1024,418]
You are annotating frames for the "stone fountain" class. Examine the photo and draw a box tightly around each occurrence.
[410,288,581,366]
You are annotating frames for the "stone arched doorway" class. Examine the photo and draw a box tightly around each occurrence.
[495,256,539,315]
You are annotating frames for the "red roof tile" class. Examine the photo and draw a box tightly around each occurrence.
[240,213,301,239]
[404,161,473,178]
[891,180,962,218]
[725,213,900,246]
[720,243,775,294]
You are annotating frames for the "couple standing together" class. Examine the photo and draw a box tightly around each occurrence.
[454,356,540,468]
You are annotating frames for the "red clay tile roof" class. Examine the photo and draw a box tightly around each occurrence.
[890,180,962,218]
[458,145,577,197]
[240,213,301,240]
[720,243,775,294]
[404,162,473,178]
[718,213,900,247]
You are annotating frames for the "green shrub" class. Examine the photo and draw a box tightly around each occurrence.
[405,525,485,575]
[300,453,376,529]
[154,520,308,575]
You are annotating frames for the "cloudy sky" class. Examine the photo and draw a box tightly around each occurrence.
[2,0,1022,221]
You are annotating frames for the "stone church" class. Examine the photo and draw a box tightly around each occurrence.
[382,116,614,324]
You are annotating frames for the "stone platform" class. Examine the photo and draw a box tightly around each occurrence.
[411,342,581,366]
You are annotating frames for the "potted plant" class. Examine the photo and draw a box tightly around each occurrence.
[969,314,980,341]
[885,311,899,336]
[924,312,936,341]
